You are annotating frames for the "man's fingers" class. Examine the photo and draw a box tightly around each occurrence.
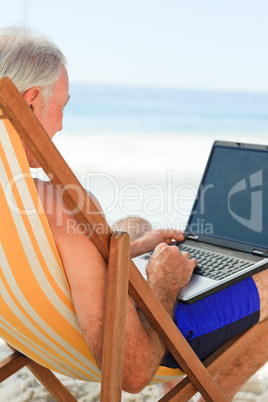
[182,251,191,259]
[181,252,198,269]
[191,258,198,269]
[164,229,184,243]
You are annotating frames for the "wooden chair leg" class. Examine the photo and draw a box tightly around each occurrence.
[0,351,30,382]
[100,232,130,402]
[27,360,77,402]
[5,345,77,402]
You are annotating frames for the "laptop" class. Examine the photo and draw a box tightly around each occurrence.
[133,140,268,304]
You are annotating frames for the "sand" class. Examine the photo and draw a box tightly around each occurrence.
[0,341,267,402]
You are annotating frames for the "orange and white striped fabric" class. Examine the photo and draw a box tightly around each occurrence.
[0,119,183,384]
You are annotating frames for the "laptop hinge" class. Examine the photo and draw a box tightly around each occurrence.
[252,249,264,256]
[187,235,199,241]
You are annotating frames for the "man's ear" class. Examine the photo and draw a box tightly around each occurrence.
[23,87,42,111]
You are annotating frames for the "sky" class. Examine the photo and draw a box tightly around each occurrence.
[0,0,268,93]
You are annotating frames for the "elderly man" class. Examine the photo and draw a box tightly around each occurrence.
[0,26,267,398]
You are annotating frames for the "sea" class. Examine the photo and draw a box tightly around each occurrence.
[44,83,268,229]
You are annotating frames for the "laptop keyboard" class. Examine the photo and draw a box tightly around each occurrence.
[178,244,253,281]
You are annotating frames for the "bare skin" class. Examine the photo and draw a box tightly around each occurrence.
[38,182,197,393]
[23,68,268,395]
[207,328,268,401]
[112,217,152,242]
[113,217,268,398]
[206,270,268,401]
[162,270,268,398]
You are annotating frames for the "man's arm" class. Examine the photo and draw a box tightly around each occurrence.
[40,183,196,393]
[130,228,185,258]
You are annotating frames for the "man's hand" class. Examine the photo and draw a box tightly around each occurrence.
[146,243,197,310]
[130,228,184,257]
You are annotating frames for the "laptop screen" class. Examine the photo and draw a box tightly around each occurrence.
[185,142,268,251]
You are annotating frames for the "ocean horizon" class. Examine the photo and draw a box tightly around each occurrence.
[64,82,268,136]
[45,83,268,227]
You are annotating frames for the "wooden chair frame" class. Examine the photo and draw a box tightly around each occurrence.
[0,345,77,401]
[0,77,267,401]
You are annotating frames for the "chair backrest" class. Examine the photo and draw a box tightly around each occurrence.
[0,77,234,401]
[0,83,183,385]
[0,118,103,382]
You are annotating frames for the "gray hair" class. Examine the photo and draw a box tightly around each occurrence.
[0,26,67,106]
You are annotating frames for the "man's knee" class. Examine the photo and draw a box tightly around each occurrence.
[112,217,152,241]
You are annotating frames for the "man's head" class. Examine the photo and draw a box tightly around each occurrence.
[0,26,67,107]
[0,26,70,167]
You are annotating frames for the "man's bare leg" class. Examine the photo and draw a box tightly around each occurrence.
[112,217,152,241]
[254,270,268,323]
[196,270,268,401]
[208,330,268,400]
[163,336,268,400]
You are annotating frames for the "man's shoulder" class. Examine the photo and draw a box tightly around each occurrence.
[34,178,60,208]
[34,178,72,228]
[34,179,104,242]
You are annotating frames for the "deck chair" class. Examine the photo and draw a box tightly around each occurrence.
[0,77,267,402]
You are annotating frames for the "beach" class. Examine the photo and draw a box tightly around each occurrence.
[15,129,268,401]
[1,0,268,396]
[0,340,267,401]
[3,84,268,401]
